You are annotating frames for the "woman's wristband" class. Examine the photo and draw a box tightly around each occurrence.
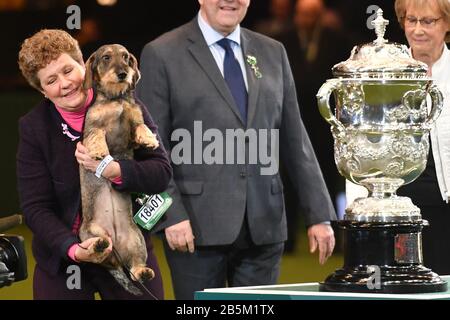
[95,155,114,178]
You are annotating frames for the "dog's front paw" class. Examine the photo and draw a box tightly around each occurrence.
[88,148,109,160]
[131,266,155,282]
[84,129,109,160]
[135,124,159,150]
[89,150,108,161]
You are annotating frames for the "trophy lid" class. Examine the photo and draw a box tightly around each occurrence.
[332,8,428,79]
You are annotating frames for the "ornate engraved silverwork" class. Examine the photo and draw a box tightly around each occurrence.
[317,9,443,222]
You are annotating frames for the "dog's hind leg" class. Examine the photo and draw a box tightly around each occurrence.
[127,231,155,282]
[79,221,111,247]
[79,175,114,261]
[109,189,156,282]
[78,221,111,263]
[89,224,111,253]
[130,264,155,282]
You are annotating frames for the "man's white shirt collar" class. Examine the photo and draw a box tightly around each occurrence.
[197,11,241,46]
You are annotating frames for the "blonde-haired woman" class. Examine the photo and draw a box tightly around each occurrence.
[393,0,450,275]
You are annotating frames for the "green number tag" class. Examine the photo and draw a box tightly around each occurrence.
[133,192,172,230]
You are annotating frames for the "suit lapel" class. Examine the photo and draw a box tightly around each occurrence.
[241,30,260,128]
[186,20,245,125]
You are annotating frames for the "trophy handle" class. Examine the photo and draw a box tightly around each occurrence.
[425,84,444,128]
[317,79,346,137]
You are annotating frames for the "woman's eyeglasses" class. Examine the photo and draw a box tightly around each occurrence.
[404,16,442,29]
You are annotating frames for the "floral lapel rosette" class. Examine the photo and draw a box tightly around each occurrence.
[246,55,262,79]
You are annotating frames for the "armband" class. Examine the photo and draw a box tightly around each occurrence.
[95,155,114,178]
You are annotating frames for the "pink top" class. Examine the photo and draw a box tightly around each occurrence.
[55,88,94,132]
[55,89,122,261]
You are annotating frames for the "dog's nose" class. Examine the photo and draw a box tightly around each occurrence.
[117,72,127,81]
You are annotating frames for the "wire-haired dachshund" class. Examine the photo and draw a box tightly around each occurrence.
[79,44,159,295]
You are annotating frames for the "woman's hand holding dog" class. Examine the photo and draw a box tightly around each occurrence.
[75,142,121,179]
[74,236,113,264]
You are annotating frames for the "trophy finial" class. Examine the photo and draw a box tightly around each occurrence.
[372,8,389,45]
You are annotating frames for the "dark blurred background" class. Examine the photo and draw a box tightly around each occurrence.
[0,0,405,219]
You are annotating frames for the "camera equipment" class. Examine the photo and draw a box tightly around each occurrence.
[0,214,27,289]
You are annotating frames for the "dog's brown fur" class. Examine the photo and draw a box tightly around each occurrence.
[79,44,159,295]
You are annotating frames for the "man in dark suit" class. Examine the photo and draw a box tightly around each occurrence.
[137,0,336,300]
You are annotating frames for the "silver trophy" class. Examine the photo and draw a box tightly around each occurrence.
[317,9,447,293]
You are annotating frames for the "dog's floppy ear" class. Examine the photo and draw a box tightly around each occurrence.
[83,52,98,90]
[129,53,141,89]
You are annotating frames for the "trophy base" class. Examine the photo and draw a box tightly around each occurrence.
[320,220,447,294]
[345,195,421,222]
[320,265,447,294]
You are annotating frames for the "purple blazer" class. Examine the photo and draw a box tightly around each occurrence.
[16,95,172,276]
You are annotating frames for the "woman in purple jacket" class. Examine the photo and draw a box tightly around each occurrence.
[17,29,171,299]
